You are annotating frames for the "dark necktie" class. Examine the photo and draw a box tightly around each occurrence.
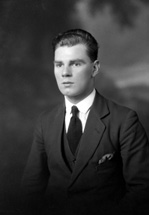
[67,106,82,154]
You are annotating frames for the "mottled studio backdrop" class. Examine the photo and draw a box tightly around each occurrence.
[0,0,149,213]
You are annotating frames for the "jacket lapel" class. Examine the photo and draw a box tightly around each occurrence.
[49,103,71,175]
[69,92,109,187]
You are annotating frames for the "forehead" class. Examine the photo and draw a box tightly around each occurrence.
[54,44,89,60]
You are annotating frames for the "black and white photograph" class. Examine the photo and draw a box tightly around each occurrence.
[0,1,149,214]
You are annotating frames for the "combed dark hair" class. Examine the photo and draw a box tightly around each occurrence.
[52,29,99,62]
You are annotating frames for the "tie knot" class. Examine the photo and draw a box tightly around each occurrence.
[71,106,79,117]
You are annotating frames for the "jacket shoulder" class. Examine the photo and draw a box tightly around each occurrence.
[96,92,137,121]
[107,98,134,114]
[38,102,64,123]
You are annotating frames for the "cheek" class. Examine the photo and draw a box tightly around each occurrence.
[77,73,91,84]
[75,78,90,92]
[54,72,61,82]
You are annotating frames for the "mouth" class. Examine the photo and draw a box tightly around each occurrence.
[62,82,74,85]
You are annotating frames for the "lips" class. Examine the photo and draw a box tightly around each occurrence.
[63,81,73,84]
[62,82,73,84]
[62,82,74,87]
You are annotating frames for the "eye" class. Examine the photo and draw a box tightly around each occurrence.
[72,62,81,67]
[55,63,63,68]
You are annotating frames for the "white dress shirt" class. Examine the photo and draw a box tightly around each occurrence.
[64,89,96,133]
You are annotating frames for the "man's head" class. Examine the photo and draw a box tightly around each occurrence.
[52,29,99,62]
[52,29,100,104]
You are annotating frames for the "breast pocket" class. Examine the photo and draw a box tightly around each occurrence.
[95,152,119,174]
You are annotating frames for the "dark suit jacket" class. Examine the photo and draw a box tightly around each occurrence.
[21,91,149,215]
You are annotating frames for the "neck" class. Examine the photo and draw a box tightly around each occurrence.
[65,88,95,104]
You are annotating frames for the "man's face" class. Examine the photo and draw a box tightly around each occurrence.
[54,44,99,104]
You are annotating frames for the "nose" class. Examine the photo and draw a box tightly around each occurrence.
[62,66,72,77]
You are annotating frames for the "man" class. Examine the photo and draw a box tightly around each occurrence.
[22,29,149,215]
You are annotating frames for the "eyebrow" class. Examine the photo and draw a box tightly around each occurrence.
[70,59,85,63]
[54,61,63,63]
[54,59,85,63]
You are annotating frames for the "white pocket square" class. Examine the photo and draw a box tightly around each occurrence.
[98,153,115,165]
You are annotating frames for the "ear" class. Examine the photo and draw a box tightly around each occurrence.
[92,60,100,77]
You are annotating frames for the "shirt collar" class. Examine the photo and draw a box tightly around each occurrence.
[65,89,96,114]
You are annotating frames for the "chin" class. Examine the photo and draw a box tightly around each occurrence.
[61,90,76,97]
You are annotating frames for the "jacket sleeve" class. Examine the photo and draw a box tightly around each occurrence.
[21,115,50,213]
[116,110,149,215]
